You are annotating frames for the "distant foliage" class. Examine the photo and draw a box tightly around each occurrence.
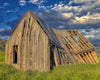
[95,47,100,55]
[0,51,5,64]
[98,56,100,62]
[0,39,7,51]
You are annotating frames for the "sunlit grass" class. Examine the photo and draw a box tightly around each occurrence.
[0,51,5,64]
[98,56,100,62]
[0,51,100,80]
[0,63,100,80]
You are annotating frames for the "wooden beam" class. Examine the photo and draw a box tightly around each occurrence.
[77,31,93,48]
[82,53,89,63]
[73,55,81,63]
[52,29,77,63]
[61,30,81,51]
[88,52,95,64]
[69,31,87,49]
[54,48,58,66]
[90,52,96,64]
[77,54,85,63]
[84,52,92,64]
[71,48,95,55]
[92,51,99,63]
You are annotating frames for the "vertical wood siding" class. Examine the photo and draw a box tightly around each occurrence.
[5,11,50,72]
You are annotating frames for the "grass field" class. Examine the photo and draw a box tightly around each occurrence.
[0,51,5,64]
[0,51,100,80]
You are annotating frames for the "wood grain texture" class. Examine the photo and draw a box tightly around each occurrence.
[5,10,50,72]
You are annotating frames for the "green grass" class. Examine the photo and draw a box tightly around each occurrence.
[0,39,7,51]
[0,63,100,80]
[0,51,5,64]
[0,52,100,80]
[0,50,5,54]
[98,56,100,62]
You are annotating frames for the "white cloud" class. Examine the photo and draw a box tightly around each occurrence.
[0,28,11,32]
[3,2,9,6]
[19,0,26,6]
[0,36,9,40]
[71,12,100,24]
[74,0,95,3]
[85,35,95,38]
[70,0,100,11]
[28,0,47,5]
[62,12,74,18]
[29,0,48,9]
[7,10,13,13]
[39,5,53,9]
[82,0,100,10]
[0,29,5,32]
[52,2,82,13]
[29,0,38,4]
[86,29,100,35]
[57,26,65,29]
[38,5,46,9]
[35,1,100,30]
[79,28,100,41]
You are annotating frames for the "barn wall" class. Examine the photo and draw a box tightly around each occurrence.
[5,11,50,72]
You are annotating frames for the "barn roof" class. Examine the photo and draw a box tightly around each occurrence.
[30,11,95,58]
[8,10,95,53]
[29,11,62,47]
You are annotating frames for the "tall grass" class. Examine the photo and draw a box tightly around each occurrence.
[98,56,100,62]
[0,50,4,54]
[0,52,100,80]
[0,63,100,80]
[0,51,5,64]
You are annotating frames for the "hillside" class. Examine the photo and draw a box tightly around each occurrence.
[95,47,100,55]
[0,39,7,51]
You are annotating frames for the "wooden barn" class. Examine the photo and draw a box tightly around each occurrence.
[5,10,99,72]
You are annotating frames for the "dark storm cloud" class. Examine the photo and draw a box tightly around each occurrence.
[34,10,74,28]
[34,10,100,30]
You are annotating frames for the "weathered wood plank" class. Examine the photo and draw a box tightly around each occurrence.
[54,48,58,66]
[77,54,85,63]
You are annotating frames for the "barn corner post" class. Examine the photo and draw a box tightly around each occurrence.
[5,43,7,64]
[49,40,59,69]
[54,47,59,66]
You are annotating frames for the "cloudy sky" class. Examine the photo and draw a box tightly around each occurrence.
[0,0,100,46]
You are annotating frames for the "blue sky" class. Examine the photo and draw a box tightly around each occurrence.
[0,0,100,46]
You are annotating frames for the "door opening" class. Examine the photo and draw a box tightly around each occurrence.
[13,45,18,64]
[50,43,55,69]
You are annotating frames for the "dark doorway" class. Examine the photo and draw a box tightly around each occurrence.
[13,45,18,64]
[50,43,55,69]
